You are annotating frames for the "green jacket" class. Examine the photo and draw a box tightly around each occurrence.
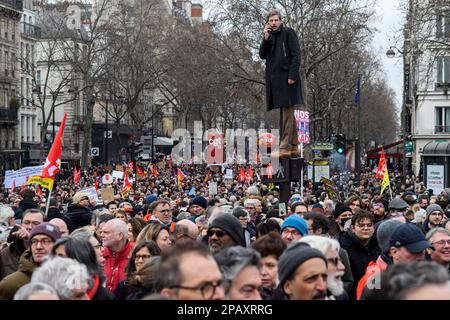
[0,249,36,300]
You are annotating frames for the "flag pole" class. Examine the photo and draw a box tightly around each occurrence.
[300,142,304,199]
[44,187,52,218]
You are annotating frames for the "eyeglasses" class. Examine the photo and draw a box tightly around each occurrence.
[327,257,342,266]
[31,238,53,246]
[432,239,450,246]
[207,230,226,238]
[170,280,223,299]
[135,254,152,261]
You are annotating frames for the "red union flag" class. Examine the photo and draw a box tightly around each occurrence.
[207,133,224,165]
[42,113,66,179]
[376,148,386,180]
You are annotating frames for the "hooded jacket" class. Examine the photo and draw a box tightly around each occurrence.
[0,249,36,300]
[103,241,135,293]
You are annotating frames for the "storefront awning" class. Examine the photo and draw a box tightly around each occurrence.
[422,140,450,156]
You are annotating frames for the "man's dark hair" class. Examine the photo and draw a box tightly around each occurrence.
[49,199,59,207]
[155,241,212,293]
[208,199,220,207]
[403,195,416,206]
[106,201,118,209]
[20,188,35,200]
[351,209,375,226]
[149,200,170,213]
[345,195,361,206]
[303,212,330,234]
[290,202,307,213]
[256,218,281,237]
[96,214,115,226]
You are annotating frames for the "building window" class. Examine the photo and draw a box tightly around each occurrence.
[435,107,450,133]
[437,56,450,85]
[436,11,450,38]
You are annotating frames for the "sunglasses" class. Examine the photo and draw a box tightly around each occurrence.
[207,230,226,238]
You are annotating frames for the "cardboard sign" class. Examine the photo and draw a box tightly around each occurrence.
[105,165,113,171]
[101,187,115,202]
[102,174,113,185]
[224,169,233,180]
[112,171,124,179]
[79,187,99,202]
[209,182,218,196]
[115,165,124,172]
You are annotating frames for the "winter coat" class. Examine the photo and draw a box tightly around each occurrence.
[14,199,38,221]
[337,230,381,299]
[103,241,135,293]
[0,250,36,300]
[356,254,390,300]
[0,243,23,281]
[46,208,75,233]
[66,204,93,230]
[259,24,303,110]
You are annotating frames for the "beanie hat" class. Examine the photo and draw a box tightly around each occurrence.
[208,214,245,247]
[191,196,208,209]
[376,219,403,254]
[280,215,308,236]
[278,242,327,290]
[145,194,157,205]
[312,203,324,213]
[425,204,444,219]
[334,204,352,219]
[29,222,61,242]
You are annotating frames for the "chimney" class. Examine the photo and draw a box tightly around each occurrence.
[191,3,203,25]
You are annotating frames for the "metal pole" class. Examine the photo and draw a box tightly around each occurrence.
[300,142,304,199]
[151,104,155,163]
[104,99,109,165]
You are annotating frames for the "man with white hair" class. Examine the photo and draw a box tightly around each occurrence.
[299,236,347,299]
[0,205,15,244]
[14,282,59,300]
[101,218,135,292]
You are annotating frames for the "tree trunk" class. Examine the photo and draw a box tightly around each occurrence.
[81,89,95,170]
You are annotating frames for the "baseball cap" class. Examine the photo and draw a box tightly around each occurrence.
[389,223,431,253]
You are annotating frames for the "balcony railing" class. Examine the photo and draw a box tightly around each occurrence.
[435,125,450,133]
[0,0,23,11]
[21,22,41,38]
[0,107,18,122]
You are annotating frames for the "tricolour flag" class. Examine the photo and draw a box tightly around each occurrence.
[177,168,186,190]
[73,167,81,184]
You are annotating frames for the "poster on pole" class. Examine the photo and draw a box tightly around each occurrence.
[112,170,124,180]
[79,187,99,202]
[426,165,444,195]
[314,165,330,183]
[224,169,233,180]
[294,110,310,145]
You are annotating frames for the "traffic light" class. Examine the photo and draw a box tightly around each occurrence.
[334,134,346,155]
[405,135,413,153]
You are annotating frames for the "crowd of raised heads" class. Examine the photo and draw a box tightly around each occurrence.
[0,164,449,300]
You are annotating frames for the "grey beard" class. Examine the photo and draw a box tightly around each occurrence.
[327,273,344,297]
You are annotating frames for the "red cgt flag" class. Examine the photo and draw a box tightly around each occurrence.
[376,148,386,180]
[36,185,43,196]
[42,113,66,179]
[238,168,246,182]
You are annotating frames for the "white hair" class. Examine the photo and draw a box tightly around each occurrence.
[109,218,128,238]
[14,282,59,300]
[0,205,14,225]
[244,198,260,207]
[298,235,340,255]
[31,257,90,300]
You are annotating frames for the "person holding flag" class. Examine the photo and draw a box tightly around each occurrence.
[177,168,186,190]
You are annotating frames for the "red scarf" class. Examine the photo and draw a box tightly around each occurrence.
[87,274,100,300]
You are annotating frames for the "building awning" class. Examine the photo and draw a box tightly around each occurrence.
[154,137,173,146]
[422,140,450,156]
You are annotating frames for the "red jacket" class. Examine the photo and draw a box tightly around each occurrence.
[356,255,388,300]
[103,241,135,293]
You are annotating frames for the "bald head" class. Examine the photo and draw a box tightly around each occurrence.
[174,219,199,242]
[49,218,69,237]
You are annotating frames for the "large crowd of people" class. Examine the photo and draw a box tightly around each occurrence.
[0,162,449,300]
